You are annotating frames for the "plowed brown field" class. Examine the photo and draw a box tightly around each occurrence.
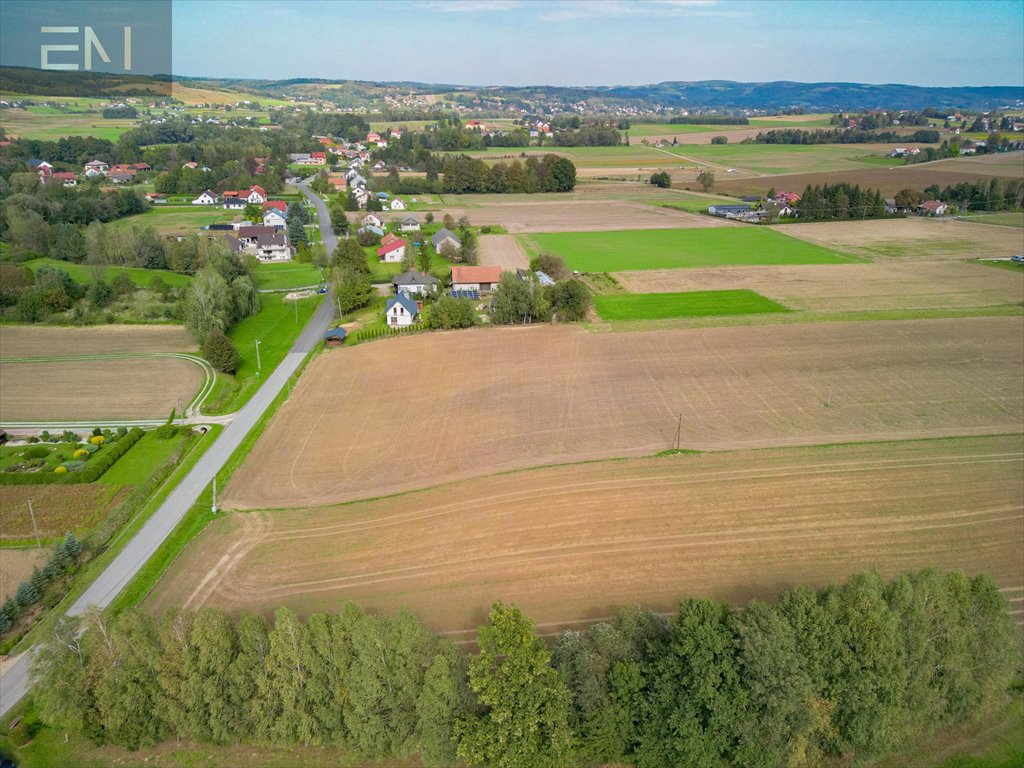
[223,319,1024,510]
[148,435,1024,634]
[0,358,202,422]
[479,235,529,270]
[0,324,196,357]
[613,260,1024,312]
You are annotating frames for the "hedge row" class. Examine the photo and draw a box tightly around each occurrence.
[345,323,425,347]
[0,428,144,486]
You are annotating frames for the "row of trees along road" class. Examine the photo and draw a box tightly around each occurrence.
[29,569,1019,767]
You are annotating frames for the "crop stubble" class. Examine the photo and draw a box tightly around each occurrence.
[224,320,1023,510]
[149,435,1024,633]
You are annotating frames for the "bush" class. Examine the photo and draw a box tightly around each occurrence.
[53,466,67,475]
[89,435,105,446]
[549,279,592,322]
[22,445,50,460]
[155,424,179,440]
[73,448,90,459]
[202,329,241,374]
[429,295,476,330]
[61,430,78,443]
[650,171,672,188]
[711,135,729,144]
[39,430,52,442]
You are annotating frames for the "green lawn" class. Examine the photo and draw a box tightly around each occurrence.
[965,212,1024,228]
[622,122,753,136]
[21,257,192,288]
[254,261,325,290]
[98,431,190,486]
[524,228,859,272]
[203,295,323,414]
[594,290,789,321]
[655,195,739,213]
[109,207,237,236]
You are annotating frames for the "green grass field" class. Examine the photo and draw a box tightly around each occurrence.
[524,228,859,272]
[622,122,753,136]
[110,207,237,235]
[21,258,192,288]
[965,212,1024,228]
[98,431,190,486]
[660,143,912,175]
[0,108,138,141]
[594,290,789,320]
[203,294,322,414]
[254,261,325,290]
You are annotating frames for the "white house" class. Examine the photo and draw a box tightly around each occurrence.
[84,159,108,176]
[385,294,420,326]
[377,239,407,263]
[222,198,247,210]
[361,213,384,228]
[389,198,407,211]
[393,270,439,297]
[254,234,292,262]
[192,189,218,205]
[399,216,420,233]
[263,208,287,229]
[431,228,461,253]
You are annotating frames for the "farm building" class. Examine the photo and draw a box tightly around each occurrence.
[432,228,461,253]
[378,239,407,263]
[708,204,752,218]
[917,200,949,216]
[452,265,502,294]
[393,270,439,296]
[385,294,420,326]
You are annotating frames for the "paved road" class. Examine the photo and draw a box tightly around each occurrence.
[0,179,337,718]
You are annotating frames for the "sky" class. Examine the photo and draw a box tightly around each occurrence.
[179,0,1021,87]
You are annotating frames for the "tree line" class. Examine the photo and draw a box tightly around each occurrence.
[747,128,941,145]
[29,569,1018,767]
[442,154,576,194]
[796,183,887,221]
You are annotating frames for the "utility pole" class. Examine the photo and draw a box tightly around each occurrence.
[211,477,217,514]
[255,338,262,371]
[27,500,41,548]
[294,299,298,323]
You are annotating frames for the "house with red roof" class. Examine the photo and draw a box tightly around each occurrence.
[451,265,502,294]
[52,171,77,187]
[262,200,287,213]
[366,132,382,143]
[377,238,407,263]
[773,191,801,205]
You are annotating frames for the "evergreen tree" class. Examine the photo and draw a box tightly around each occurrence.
[202,329,241,374]
[62,530,82,559]
[15,579,39,607]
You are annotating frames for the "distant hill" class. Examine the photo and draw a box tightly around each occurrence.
[2,66,1020,112]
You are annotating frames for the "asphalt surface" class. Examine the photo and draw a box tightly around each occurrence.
[0,180,337,719]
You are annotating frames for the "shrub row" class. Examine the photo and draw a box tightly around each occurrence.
[0,428,144,486]
[345,322,425,346]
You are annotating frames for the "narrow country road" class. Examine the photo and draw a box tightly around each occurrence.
[0,179,337,718]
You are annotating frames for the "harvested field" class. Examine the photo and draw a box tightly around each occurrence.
[770,218,1024,260]
[478,235,529,270]
[224,320,1024,510]
[0,483,130,541]
[0,549,49,601]
[0,358,202,422]
[150,435,1024,634]
[709,151,1024,197]
[613,260,1024,313]
[0,325,196,357]
[384,199,732,233]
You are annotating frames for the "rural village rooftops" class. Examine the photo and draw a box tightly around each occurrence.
[377,239,407,256]
[238,225,276,238]
[393,270,439,287]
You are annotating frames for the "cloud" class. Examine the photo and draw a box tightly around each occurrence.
[537,0,741,22]
[425,0,521,12]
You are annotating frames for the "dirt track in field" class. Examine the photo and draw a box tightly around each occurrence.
[0,325,197,357]
[770,218,1024,260]
[478,235,529,270]
[0,358,202,422]
[385,200,734,232]
[613,260,1024,312]
[223,319,1024,510]
[148,435,1024,633]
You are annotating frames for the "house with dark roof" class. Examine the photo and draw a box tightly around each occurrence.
[708,203,752,218]
[393,270,439,297]
[192,189,219,205]
[324,327,347,346]
[254,234,292,262]
[431,228,461,253]
[385,294,420,327]
[108,172,134,184]
[399,216,420,232]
